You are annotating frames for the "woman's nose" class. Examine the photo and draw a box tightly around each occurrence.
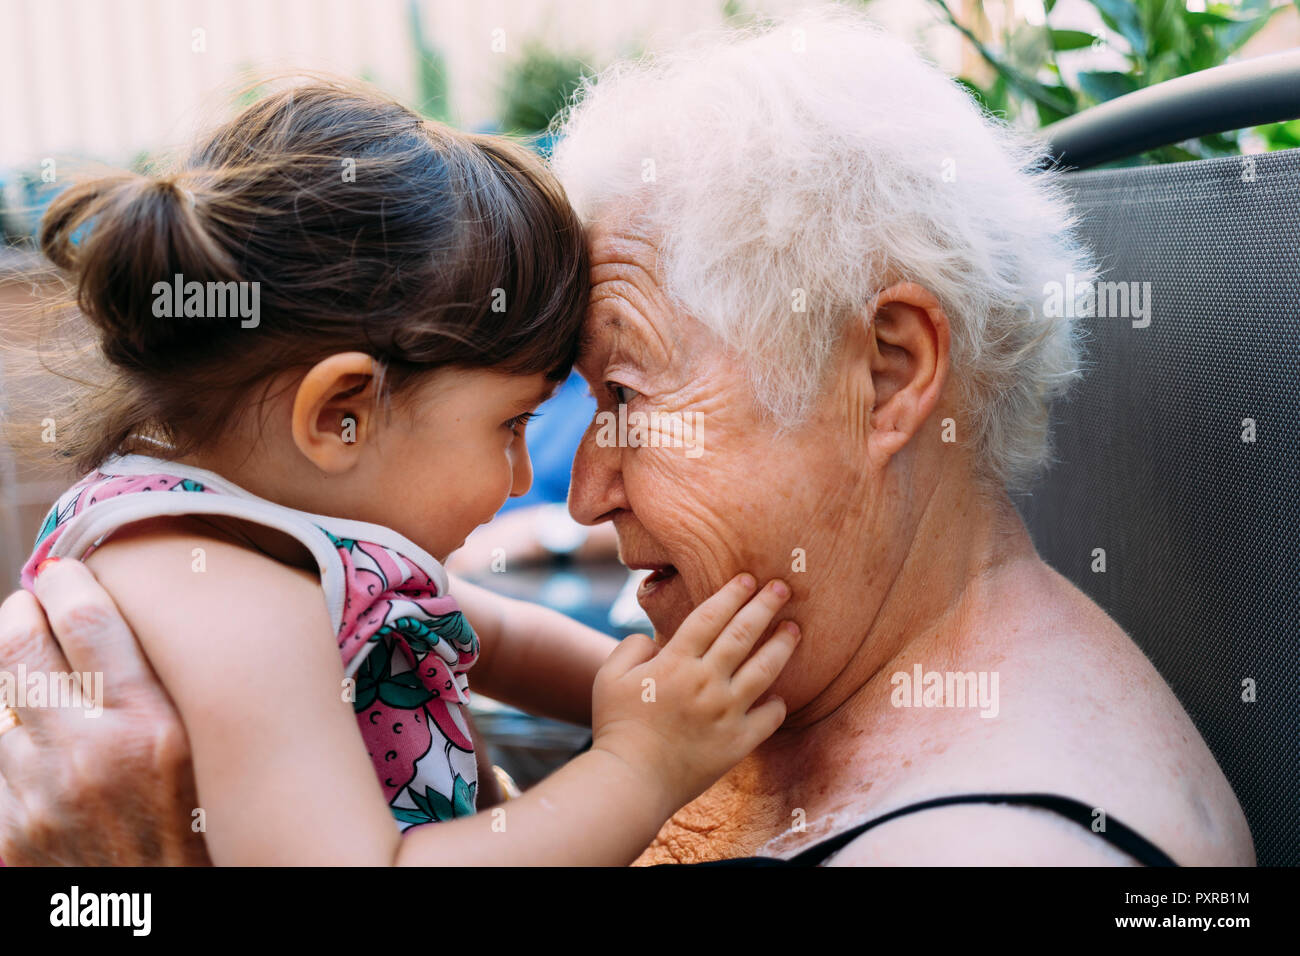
[567,421,626,525]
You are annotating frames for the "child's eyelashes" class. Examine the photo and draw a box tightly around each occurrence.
[504,411,540,433]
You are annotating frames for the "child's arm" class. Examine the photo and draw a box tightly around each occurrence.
[88,521,798,866]
[84,520,401,865]
[451,573,615,727]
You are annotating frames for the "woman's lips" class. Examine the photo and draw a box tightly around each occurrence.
[636,564,679,602]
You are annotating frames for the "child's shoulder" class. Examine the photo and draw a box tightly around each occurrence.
[84,513,324,607]
[29,457,324,588]
[83,516,337,691]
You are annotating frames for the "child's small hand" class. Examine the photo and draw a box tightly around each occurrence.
[590,574,800,815]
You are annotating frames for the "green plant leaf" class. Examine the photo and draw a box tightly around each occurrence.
[406,0,451,121]
[1050,29,1098,51]
[929,0,1075,115]
[1035,99,1073,127]
[953,76,991,108]
[1212,11,1280,53]
[1148,143,1201,164]
[931,0,1276,167]
[1146,0,1190,67]
[1255,119,1300,151]
[499,41,593,135]
[1091,0,1147,55]
[1077,70,1140,103]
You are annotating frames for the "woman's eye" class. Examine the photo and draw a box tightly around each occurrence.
[606,382,639,405]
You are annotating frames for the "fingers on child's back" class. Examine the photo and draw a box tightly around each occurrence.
[0,589,71,680]
[30,560,150,683]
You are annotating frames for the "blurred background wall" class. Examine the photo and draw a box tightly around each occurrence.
[2,0,1296,174]
[0,0,955,171]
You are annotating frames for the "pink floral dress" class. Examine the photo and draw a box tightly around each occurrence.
[21,454,480,830]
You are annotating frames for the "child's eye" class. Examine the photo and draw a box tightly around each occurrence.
[504,411,538,433]
[606,382,639,405]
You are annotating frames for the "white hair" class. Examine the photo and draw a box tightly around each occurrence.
[552,5,1098,490]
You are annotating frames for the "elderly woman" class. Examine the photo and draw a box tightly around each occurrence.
[0,9,1252,865]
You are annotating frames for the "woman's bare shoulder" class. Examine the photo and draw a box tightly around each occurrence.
[846,561,1255,866]
[928,563,1254,864]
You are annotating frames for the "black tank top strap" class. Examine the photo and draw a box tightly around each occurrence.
[779,792,1177,867]
[680,792,1178,867]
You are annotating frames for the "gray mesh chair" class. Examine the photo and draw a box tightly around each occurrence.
[1020,51,1300,866]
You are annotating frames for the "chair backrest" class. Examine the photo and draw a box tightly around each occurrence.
[1013,147,1300,866]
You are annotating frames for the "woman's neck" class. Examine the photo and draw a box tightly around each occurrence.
[791,465,1036,725]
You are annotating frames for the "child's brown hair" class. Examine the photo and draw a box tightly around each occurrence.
[34,76,589,472]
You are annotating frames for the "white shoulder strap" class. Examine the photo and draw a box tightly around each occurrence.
[48,491,348,634]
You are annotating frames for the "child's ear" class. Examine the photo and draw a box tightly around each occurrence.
[290,352,378,474]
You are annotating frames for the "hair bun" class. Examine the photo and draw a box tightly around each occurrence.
[39,170,240,368]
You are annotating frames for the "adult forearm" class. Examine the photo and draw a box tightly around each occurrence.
[490,595,616,726]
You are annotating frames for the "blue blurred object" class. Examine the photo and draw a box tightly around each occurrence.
[1,169,67,241]
[537,570,593,613]
[530,131,560,158]
[500,370,594,512]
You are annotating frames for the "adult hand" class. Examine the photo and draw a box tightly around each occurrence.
[0,559,209,865]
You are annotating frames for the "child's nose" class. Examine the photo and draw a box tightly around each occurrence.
[509,436,534,498]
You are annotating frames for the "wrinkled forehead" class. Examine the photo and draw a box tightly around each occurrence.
[575,310,633,374]
[575,212,676,366]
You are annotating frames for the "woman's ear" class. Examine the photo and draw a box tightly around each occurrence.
[290,352,378,474]
[864,282,951,465]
